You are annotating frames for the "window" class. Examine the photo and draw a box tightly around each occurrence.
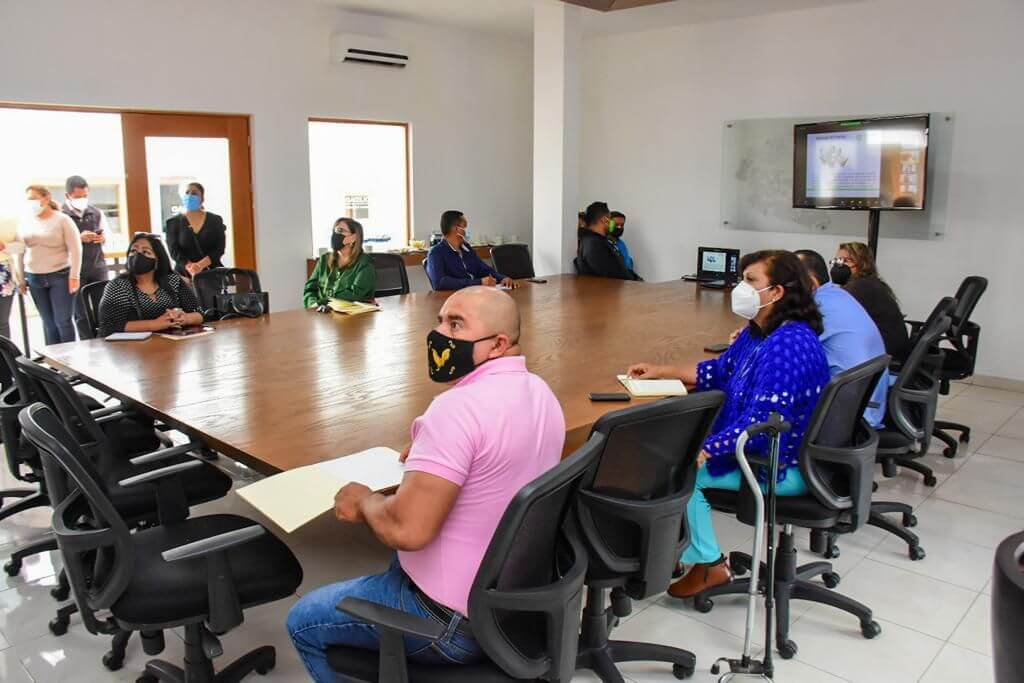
[0,107,129,250]
[308,120,410,255]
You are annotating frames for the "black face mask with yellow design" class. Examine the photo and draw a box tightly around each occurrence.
[427,330,497,383]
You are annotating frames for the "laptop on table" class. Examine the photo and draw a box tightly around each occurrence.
[682,247,740,288]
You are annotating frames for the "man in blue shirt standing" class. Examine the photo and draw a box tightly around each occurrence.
[425,211,515,291]
[796,250,888,428]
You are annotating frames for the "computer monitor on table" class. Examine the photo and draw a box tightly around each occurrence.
[684,247,740,288]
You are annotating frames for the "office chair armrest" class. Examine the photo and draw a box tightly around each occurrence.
[162,524,267,635]
[336,597,446,641]
[905,319,925,335]
[334,597,443,683]
[161,525,265,562]
[117,460,203,487]
[90,403,129,420]
[129,440,204,466]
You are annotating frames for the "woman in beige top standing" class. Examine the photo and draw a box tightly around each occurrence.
[17,185,82,344]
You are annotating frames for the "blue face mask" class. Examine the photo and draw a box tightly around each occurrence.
[182,194,202,212]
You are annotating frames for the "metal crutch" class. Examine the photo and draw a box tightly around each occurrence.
[711,413,791,682]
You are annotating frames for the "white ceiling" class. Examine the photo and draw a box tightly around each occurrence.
[319,0,867,39]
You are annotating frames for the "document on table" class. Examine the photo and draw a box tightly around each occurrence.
[237,447,405,533]
[617,374,688,397]
[105,332,153,341]
[328,299,381,315]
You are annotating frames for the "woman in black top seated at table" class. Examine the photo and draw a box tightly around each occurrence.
[831,241,910,359]
[97,233,204,336]
[164,181,227,279]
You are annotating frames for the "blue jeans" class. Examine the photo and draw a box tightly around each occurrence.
[682,465,808,564]
[26,269,75,345]
[287,559,482,682]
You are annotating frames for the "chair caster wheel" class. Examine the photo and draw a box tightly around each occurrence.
[49,618,69,636]
[909,545,926,561]
[943,447,957,458]
[3,559,22,576]
[673,663,695,679]
[959,432,970,444]
[694,596,714,613]
[825,545,841,559]
[822,572,841,589]
[778,639,798,659]
[924,475,937,487]
[51,585,70,601]
[862,620,882,639]
[903,513,918,528]
[137,676,159,683]
[102,652,124,671]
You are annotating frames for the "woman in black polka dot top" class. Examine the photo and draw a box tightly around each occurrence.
[97,233,204,337]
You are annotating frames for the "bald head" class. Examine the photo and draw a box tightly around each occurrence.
[435,287,522,364]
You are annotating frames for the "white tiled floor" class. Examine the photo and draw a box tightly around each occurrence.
[1,380,1019,682]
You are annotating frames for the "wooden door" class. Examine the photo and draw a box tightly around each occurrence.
[122,113,255,269]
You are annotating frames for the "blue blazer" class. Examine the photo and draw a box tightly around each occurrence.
[425,241,506,291]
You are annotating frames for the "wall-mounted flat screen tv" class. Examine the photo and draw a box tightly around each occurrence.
[793,114,929,210]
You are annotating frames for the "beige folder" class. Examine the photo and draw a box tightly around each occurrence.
[237,447,404,533]
[617,374,689,398]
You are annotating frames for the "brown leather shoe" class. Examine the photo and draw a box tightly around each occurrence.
[666,556,731,599]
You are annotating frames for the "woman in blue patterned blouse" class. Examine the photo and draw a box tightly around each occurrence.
[628,250,830,599]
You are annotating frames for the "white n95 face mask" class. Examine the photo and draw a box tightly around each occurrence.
[731,281,774,320]
[68,196,89,212]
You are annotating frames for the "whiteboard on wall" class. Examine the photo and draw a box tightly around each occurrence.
[720,113,955,241]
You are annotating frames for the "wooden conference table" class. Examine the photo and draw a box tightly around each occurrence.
[38,276,737,476]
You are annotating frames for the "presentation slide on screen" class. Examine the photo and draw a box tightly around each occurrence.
[806,131,882,198]
[702,251,727,273]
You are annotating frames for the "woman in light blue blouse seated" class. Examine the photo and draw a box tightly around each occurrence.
[627,250,830,599]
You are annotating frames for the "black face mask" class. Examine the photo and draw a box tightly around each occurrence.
[427,330,497,383]
[126,252,156,276]
[829,262,852,286]
[330,233,347,252]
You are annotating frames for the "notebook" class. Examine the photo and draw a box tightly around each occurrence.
[158,325,215,341]
[328,299,381,316]
[105,332,152,342]
[617,374,689,398]
[236,447,405,533]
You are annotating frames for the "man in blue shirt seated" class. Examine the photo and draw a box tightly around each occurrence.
[608,211,635,272]
[425,210,515,291]
[796,249,888,428]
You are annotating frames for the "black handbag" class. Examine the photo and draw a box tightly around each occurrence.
[213,292,266,319]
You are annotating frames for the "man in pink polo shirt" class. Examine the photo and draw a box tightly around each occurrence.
[287,286,566,681]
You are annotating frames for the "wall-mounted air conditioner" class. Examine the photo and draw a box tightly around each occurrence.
[330,33,409,68]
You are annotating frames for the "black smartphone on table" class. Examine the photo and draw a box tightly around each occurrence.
[588,392,631,402]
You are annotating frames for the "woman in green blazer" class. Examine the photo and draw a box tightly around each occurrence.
[303,218,377,308]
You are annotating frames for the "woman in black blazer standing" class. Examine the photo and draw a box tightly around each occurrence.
[164,182,227,279]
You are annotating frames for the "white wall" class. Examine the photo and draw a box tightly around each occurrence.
[580,0,1024,381]
[0,0,533,303]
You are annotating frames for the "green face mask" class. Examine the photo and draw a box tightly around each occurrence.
[607,218,617,235]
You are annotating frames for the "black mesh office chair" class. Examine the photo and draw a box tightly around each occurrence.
[491,244,535,280]
[575,392,725,681]
[370,253,410,297]
[16,356,233,648]
[992,530,1024,683]
[875,300,954,488]
[930,276,987,458]
[0,336,58,577]
[695,357,887,659]
[192,267,267,319]
[74,279,109,339]
[20,402,303,683]
[325,433,606,682]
